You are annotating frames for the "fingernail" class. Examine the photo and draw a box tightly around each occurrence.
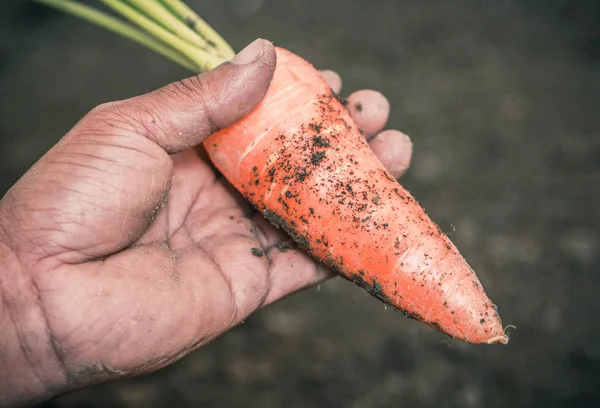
[231,39,265,65]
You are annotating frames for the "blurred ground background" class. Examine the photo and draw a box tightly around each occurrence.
[1,0,599,407]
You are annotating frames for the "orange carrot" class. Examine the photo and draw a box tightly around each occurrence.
[205,47,508,345]
[42,0,508,345]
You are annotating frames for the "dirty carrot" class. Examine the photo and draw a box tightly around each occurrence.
[40,0,509,345]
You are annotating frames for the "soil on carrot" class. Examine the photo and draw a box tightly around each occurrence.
[336,268,424,322]
[332,91,348,107]
[263,209,311,252]
[310,151,326,165]
[312,135,330,148]
[350,273,390,303]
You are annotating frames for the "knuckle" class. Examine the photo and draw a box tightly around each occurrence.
[165,74,219,133]
[164,75,210,106]
[86,101,117,117]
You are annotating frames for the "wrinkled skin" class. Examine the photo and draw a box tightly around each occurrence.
[0,40,412,406]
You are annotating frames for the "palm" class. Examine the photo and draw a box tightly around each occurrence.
[32,147,320,384]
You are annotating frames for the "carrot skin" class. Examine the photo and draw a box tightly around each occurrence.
[204,47,508,345]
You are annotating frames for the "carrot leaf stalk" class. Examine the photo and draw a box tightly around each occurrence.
[158,0,236,59]
[36,0,510,345]
[97,0,224,71]
[118,0,216,53]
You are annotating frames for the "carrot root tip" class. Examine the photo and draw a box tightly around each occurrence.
[485,325,515,345]
[485,334,510,345]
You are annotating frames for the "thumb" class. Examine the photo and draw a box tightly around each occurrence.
[82,38,276,153]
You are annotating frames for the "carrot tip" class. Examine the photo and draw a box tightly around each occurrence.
[487,324,517,345]
[485,334,510,345]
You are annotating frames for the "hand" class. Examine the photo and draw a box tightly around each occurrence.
[0,39,412,406]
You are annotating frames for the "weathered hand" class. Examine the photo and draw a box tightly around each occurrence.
[0,39,412,406]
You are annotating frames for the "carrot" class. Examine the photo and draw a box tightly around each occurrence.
[40,0,508,345]
[204,47,507,345]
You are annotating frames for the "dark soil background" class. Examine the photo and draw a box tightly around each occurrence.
[1,1,599,407]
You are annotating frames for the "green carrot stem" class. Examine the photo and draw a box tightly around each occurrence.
[99,0,224,71]
[158,0,236,59]
[123,0,216,53]
[37,0,199,72]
